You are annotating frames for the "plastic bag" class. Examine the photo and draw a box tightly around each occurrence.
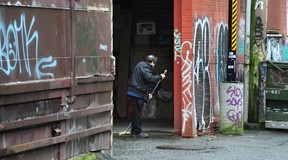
[157,89,173,101]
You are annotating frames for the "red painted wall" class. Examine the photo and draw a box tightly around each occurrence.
[174,0,245,137]
[173,0,182,134]
[267,0,286,33]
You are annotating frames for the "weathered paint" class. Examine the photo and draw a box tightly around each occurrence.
[0,0,114,159]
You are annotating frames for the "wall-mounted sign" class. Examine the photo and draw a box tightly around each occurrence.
[136,22,156,35]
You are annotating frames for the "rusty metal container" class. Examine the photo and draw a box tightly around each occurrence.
[265,61,288,129]
[0,0,114,159]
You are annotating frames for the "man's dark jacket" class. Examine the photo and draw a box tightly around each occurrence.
[127,61,162,101]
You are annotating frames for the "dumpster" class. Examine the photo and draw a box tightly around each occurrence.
[265,61,288,129]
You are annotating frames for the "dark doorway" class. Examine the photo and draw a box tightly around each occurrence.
[112,0,174,133]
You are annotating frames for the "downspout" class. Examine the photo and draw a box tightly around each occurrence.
[243,0,251,123]
[67,0,76,104]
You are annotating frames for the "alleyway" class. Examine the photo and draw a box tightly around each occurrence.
[112,119,288,160]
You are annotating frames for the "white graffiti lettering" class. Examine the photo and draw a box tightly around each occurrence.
[0,13,57,79]
[174,28,196,134]
[255,0,264,10]
[193,17,212,130]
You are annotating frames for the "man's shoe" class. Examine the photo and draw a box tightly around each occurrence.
[132,132,149,138]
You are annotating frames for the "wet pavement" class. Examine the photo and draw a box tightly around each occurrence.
[111,119,288,160]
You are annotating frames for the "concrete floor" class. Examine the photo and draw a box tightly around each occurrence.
[112,118,174,135]
[112,123,288,160]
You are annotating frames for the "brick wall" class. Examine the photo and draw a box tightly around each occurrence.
[174,0,245,137]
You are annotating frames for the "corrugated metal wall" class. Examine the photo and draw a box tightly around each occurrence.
[0,0,114,159]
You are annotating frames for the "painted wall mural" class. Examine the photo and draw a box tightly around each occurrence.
[0,13,57,80]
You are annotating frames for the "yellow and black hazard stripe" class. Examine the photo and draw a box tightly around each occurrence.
[229,0,237,52]
[227,0,237,81]
[231,0,237,51]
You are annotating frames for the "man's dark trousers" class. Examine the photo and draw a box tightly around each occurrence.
[129,96,145,135]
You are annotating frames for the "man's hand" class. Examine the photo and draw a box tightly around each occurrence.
[160,74,166,80]
[148,94,153,99]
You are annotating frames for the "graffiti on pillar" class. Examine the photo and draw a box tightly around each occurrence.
[215,22,228,84]
[193,17,212,131]
[174,17,230,134]
[225,85,243,128]
[255,17,264,46]
[174,29,182,60]
[0,13,57,79]
[258,62,267,122]
[174,7,246,134]
[255,0,264,10]
[220,83,243,134]
[215,22,228,122]
[174,29,196,134]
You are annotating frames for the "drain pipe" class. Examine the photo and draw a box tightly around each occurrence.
[67,0,76,104]
[243,0,251,123]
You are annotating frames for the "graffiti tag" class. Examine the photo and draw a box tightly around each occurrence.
[0,13,57,79]
[225,85,243,127]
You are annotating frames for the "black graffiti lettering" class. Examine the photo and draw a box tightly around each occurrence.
[193,17,211,130]
[255,16,264,45]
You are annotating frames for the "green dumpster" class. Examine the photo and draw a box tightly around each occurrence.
[265,61,288,129]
